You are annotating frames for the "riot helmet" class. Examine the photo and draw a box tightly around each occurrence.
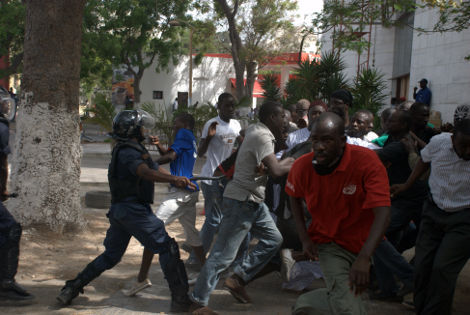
[112,109,155,141]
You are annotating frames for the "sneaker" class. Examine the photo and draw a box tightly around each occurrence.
[189,302,219,315]
[123,278,152,297]
[280,248,295,282]
[223,275,251,304]
[188,272,199,286]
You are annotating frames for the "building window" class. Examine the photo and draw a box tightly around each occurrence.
[153,91,163,99]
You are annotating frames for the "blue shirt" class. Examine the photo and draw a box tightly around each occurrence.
[416,87,432,105]
[170,128,199,191]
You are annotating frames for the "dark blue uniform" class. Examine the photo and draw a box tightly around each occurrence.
[59,141,189,308]
[0,114,32,301]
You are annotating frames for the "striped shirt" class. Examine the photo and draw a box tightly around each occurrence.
[286,127,310,151]
[421,133,470,212]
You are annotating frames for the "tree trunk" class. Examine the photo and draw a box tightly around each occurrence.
[245,61,257,106]
[132,74,141,105]
[216,0,246,101]
[8,0,86,232]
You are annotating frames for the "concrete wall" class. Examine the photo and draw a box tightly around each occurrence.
[139,55,235,110]
[321,6,470,123]
[409,7,470,123]
[321,24,396,105]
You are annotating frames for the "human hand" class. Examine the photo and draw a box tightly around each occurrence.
[148,135,160,146]
[349,255,370,296]
[413,86,418,92]
[172,176,196,190]
[400,135,417,154]
[302,239,319,261]
[390,183,408,199]
[208,122,218,138]
[255,163,267,175]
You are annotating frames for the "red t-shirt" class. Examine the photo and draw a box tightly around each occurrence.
[285,144,390,254]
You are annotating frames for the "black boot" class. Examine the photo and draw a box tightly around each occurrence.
[56,278,85,305]
[0,223,34,302]
[160,238,191,312]
[57,263,101,306]
[0,279,34,301]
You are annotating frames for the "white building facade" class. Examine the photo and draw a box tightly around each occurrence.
[139,52,319,111]
[321,6,470,123]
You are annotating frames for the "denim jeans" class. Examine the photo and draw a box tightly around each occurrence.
[199,181,224,253]
[191,197,283,306]
[373,239,414,295]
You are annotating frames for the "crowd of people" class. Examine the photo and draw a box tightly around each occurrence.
[0,87,468,315]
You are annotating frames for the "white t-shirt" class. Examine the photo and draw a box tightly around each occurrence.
[200,116,241,184]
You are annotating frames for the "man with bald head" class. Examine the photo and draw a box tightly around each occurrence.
[286,112,391,314]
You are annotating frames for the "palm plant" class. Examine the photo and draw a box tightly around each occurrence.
[140,102,174,145]
[84,93,115,134]
[351,68,387,117]
[284,51,348,105]
[260,73,281,102]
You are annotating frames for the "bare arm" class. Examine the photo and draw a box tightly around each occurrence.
[197,121,218,157]
[136,162,196,190]
[349,206,390,295]
[262,154,294,178]
[156,150,177,165]
[290,196,317,260]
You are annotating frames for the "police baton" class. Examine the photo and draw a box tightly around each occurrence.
[189,175,225,182]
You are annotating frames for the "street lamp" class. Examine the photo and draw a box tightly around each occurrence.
[169,20,194,108]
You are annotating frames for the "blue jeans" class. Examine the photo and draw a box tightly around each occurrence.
[191,197,283,306]
[200,181,224,253]
[373,239,414,295]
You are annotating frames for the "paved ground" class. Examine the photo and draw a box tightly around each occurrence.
[2,123,469,314]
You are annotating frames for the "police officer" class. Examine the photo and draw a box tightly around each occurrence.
[0,102,34,302]
[57,110,195,312]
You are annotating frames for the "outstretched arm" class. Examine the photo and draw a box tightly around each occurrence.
[136,162,196,190]
[262,154,294,178]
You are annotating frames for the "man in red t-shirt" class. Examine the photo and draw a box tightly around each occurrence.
[286,112,391,314]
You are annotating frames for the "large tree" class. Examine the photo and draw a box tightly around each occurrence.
[8,0,86,232]
[214,0,297,105]
[82,0,191,104]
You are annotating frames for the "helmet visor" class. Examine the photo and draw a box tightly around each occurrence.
[136,109,156,130]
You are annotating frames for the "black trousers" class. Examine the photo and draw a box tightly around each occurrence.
[414,199,470,315]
